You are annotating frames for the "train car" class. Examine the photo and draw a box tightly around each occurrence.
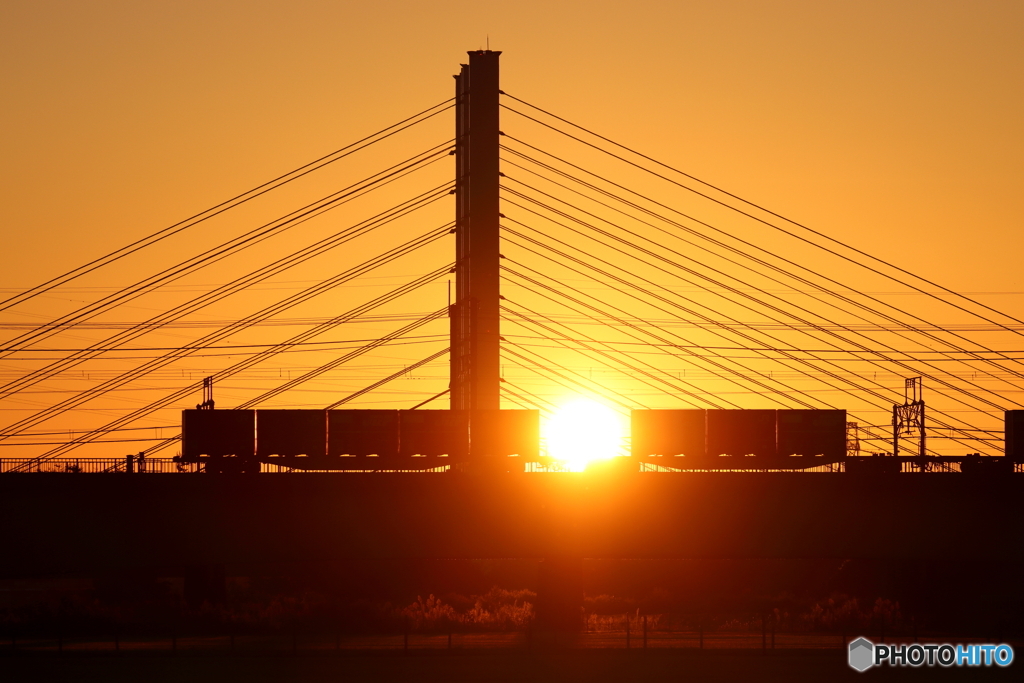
[256,410,326,460]
[629,408,847,470]
[705,409,777,466]
[327,409,400,469]
[180,409,256,472]
[630,409,705,467]
[471,409,540,461]
[398,409,468,461]
[776,409,847,462]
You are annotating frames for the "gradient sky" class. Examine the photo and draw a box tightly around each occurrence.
[1,0,1022,460]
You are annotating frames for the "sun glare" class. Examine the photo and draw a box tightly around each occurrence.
[544,399,623,470]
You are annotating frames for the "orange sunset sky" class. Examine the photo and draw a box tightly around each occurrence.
[1,0,1022,461]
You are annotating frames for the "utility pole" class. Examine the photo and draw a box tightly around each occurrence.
[451,50,502,415]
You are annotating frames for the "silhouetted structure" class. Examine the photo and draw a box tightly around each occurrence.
[1004,410,1024,462]
[181,409,256,473]
[893,377,925,460]
[451,50,502,415]
[631,409,846,469]
[179,408,538,471]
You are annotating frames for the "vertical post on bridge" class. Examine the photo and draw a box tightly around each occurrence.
[452,51,502,438]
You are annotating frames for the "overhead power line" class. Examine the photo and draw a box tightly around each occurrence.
[0,424,177,438]
[139,314,450,459]
[0,183,452,401]
[0,231,453,448]
[0,98,454,315]
[496,138,1024,434]
[237,310,448,409]
[0,335,450,360]
[0,143,452,362]
[499,139,1024,383]
[502,300,729,410]
[499,186,1022,412]
[500,247,986,453]
[495,143,1024,444]
[325,347,450,410]
[9,264,454,469]
[499,94,1024,341]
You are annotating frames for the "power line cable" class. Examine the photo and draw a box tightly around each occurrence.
[500,185,1022,413]
[0,183,452,400]
[0,335,450,360]
[501,260,817,409]
[499,149,1024,388]
[0,231,453,445]
[501,238,825,410]
[499,343,641,413]
[10,265,453,468]
[500,138,1024,381]
[1,143,453,359]
[0,99,453,314]
[501,231,990,451]
[501,300,730,410]
[139,314,450,459]
[502,244,989,453]
[238,310,448,408]
[326,347,451,410]
[501,378,558,412]
[499,93,1024,335]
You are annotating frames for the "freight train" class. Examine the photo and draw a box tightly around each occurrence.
[179,408,1022,474]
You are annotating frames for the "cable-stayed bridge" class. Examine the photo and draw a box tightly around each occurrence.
[1,51,1022,474]
[1,53,1023,607]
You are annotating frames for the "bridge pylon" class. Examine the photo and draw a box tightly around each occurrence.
[451,50,502,457]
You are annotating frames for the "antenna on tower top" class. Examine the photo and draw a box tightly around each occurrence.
[487,35,490,50]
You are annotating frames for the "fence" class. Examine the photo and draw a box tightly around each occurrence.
[2,457,1020,474]
[0,458,198,474]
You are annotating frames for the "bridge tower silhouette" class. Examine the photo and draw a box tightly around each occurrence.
[451,50,502,415]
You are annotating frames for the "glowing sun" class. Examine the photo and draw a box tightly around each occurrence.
[544,399,623,470]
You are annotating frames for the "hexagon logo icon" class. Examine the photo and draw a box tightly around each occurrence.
[848,637,874,672]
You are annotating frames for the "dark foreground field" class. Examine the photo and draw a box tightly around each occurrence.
[1,650,1016,682]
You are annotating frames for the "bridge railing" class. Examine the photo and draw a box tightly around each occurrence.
[0,458,199,474]
[2,457,1020,474]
